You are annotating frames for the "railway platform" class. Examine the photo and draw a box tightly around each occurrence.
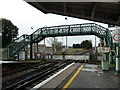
[33,63,119,90]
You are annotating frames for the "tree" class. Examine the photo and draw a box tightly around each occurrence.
[47,37,62,53]
[80,40,92,49]
[1,18,19,48]
[72,44,80,48]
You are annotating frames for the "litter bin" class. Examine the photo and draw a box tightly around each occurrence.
[101,61,109,70]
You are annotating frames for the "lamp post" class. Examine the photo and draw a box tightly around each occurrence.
[30,27,34,59]
[94,36,97,62]
[65,17,67,51]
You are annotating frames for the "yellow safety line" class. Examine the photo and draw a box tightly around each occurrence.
[62,65,84,90]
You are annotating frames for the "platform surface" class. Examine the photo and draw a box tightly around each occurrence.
[68,64,119,89]
[36,63,119,89]
[41,63,80,88]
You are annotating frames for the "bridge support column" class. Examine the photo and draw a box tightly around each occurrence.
[37,43,38,54]
[25,47,28,60]
[30,43,33,60]
[36,43,38,59]
[17,53,19,61]
[30,34,33,60]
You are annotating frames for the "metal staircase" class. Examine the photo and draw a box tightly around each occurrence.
[3,23,112,59]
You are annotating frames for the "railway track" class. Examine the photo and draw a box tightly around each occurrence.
[2,61,56,83]
[3,61,54,76]
[2,60,71,90]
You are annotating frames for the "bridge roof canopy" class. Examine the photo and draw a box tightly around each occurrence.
[26,1,120,26]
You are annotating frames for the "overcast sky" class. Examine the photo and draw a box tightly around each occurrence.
[0,0,108,46]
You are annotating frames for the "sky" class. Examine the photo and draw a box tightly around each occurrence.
[0,0,108,47]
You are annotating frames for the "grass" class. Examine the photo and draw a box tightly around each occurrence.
[45,47,83,55]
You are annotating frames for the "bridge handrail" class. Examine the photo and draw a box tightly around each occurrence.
[31,23,108,36]
[3,23,112,59]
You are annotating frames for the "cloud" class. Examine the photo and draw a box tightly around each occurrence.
[0,0,107,46]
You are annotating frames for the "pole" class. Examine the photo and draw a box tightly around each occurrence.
[95,36,97,61]
[30,27,34,60]
[65,17,67,51]
[116,45,120,74]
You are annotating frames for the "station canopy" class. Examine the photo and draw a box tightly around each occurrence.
[25,1,120,26]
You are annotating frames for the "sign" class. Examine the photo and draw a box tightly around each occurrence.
[101,47,110,53]
[112,27,120,43]
[108,24,115,28]
[113,34,120,41]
